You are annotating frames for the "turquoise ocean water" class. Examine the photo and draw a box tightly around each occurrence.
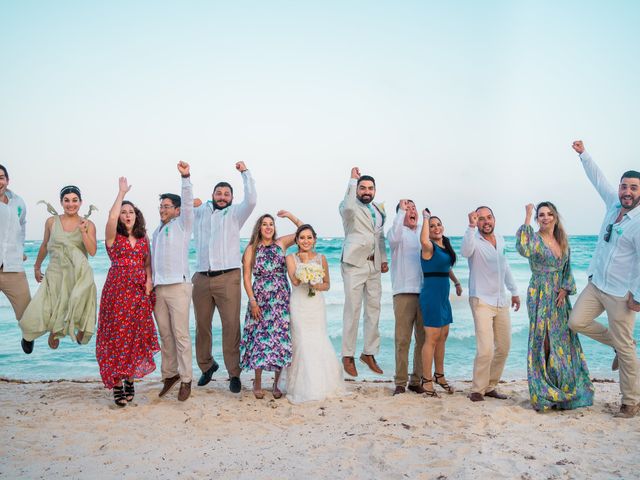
[0,236,634,382]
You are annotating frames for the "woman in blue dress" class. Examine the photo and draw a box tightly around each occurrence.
[516,202,594,411]
[419,210,463,397]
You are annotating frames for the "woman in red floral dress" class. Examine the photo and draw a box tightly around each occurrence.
[96,177,160,407]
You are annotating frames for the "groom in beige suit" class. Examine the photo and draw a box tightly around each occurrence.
[339,167,388,377]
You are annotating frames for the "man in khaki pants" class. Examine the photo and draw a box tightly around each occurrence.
[462,206,520,402]
[152,162,194,401]
[192,162,256,393]
[0,165,31,352]
[569,140,640,418]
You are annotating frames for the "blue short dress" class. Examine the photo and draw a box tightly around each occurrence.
[419,242,453,328]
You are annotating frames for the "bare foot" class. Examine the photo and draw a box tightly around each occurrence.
[252,379,264,399]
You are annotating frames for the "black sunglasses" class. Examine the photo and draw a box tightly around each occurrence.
[604,224,613,242]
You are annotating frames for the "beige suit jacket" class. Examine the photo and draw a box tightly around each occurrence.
[339,180,388,271]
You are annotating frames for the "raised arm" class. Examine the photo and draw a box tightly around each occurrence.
[338,167,360,220]
[33,216,54,283]
[106,177,131,248]
[420,209,434,259]
[233,161,257,225]
[387,201,408,248]
[242,246,261,320]
[461,211,479,257]
[275,210,303,250]
[177,161,194,231]
[515,204,536,258]
[572,140,618,206]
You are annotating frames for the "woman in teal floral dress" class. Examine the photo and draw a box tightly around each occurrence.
[516,202,594,411]
[240,211,303,399]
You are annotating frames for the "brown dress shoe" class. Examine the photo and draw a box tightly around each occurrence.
[178,381,192,402]
[342,356,358,377]
[407,383,427,394]
[484,389,508,400]
[359,354,383,374]
[159,374,181,397]
[469,392,485,402]
[614,403,640,418]
[393,385,406,395]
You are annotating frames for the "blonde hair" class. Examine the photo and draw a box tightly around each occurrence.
[536,201,569,255]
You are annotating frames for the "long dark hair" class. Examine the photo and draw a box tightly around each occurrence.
[117,200,147,239]
[430,216,456,266]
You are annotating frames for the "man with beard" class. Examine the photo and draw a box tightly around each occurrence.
[0,165,31,340]
[339,167,388,376]
[462,206,520,402]
[388,199,426,394]
[192,161,257,393]
[569,140,640,418]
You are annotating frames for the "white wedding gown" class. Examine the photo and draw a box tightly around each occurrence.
[282,254,347,404]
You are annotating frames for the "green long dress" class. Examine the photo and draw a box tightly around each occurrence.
[516,224,594,411]
[19,216,97,344]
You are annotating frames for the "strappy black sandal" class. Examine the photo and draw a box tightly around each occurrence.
[113,385,127,407]
[434,372,455,394]
[421,377,439,398]
[124,380,135,402]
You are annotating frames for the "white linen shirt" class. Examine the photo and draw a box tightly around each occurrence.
[580,151,640,300]
[461,227,518,307]
[387,212,422,295]
[152,177,194,286]
[193,170,257,272]
[0,190,27,272]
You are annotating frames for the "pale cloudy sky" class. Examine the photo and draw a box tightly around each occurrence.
[2,1,639,239]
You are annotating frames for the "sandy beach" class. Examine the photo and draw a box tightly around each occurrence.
[1,377,638,479]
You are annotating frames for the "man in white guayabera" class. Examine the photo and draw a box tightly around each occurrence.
[569,140,640,418]
[462,206,520,403]
[388,199,426,395]
[339,167,388,377]
[152,161,195,402]
[0,164,31,353]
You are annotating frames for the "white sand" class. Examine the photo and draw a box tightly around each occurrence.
[1,377,638,479]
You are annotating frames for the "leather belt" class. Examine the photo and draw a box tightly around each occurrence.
[199,268,239,277]
[366,255,375,262]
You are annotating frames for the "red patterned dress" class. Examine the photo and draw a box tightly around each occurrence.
[96,234,160,389]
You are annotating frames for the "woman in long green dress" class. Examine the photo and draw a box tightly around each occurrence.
[516,201,594,411]
[19,186,97,353]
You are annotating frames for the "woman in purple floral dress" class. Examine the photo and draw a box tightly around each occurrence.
[516,202,594,412]
[240,210,303,399]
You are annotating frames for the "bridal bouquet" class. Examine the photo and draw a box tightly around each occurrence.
[295,262,325,297]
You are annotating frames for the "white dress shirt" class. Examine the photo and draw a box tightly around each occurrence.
[461,227,518,307]
[193,170,257,272]
[152,177,194,286]
[0,190,27,272]
[387,212,422,295]
[580,151,640,300]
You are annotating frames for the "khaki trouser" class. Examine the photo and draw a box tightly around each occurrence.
[341,262,382,357]
[154,283,193,383]
[393,294,424,386]
[569,281,639,405]
[469,297,511,395]
[192,269,241,377]
[0,269,31,321]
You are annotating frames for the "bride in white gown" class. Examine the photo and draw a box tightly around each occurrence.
[282,224,347,404]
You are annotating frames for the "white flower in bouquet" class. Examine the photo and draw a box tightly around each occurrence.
[295,262,325,296]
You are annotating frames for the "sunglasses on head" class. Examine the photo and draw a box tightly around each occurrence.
[604,224,613,242]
